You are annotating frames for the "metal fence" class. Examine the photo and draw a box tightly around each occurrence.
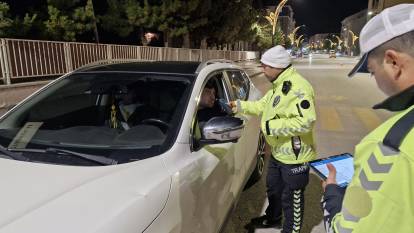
[0,38,259,85]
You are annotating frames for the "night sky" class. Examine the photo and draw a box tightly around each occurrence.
[8,0,369,38]
[264,0,369,36]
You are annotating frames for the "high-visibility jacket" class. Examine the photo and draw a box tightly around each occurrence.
[323,86,414,233]
[236,66,317,164]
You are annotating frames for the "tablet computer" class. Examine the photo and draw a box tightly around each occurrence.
[309,153,354,187]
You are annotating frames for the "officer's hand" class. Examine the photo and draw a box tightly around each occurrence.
[322,163,337,191]
[229,101,236,108]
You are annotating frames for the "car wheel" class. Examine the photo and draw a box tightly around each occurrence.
[244,132,266,189]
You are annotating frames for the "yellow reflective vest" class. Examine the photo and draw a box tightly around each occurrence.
[329,107,414,233]
[237,66,317,164]
[323,86,414,233]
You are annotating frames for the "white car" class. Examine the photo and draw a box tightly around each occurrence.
[0,60,265,233]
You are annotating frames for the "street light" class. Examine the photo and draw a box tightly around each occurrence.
[348,30,359,47]
[288,24,305,46]
[295,34,304,47]
[347,29,359,56]
[265,0,288,46]
[334,35,343,47]
[325,39,334,49]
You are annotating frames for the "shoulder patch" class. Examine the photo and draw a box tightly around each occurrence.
[300,100,310,109]
[282,81,292,95]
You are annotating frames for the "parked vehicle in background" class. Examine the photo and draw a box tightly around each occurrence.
[0,60,265,233]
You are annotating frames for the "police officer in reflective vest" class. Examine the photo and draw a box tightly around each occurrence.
[322,4,414,233]
[230,45,317,232]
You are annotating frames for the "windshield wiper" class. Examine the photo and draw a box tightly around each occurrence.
[9,148,117,165]
[0,145,29,161]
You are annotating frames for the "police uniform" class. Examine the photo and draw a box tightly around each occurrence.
[237,66,317,233]
[322,4,414,232]
[322,86,414,233]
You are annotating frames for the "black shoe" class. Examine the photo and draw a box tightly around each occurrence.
[247,215,282,229]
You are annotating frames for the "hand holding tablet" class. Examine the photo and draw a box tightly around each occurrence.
[309,153,354,188]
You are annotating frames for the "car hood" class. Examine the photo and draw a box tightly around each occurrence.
[0,156,171,233]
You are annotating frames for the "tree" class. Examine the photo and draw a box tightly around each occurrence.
[99,0,133,38]
[44,5,76,41]
[252,22,284,51]
[73,0,97,39]
[125,0,158,44]
[0,2,13,36]
[10,13,38,37]
[0,1,38,38]
[44,0,96,41]
[193,0,258,49]
[99,0,161,45]
[157,0,208,48]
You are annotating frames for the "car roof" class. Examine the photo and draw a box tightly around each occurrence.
[74,61,202,75]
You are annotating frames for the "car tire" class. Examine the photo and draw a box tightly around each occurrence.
[244,132,266,189]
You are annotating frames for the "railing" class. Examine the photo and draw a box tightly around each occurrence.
[0,38,259,85]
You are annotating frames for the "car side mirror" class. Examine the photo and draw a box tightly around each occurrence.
[199,116,244,146]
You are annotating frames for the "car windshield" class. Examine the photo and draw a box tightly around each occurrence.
[0,72,194,165]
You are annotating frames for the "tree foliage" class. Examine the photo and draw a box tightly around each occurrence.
[2,0,275,50]
[157,0,208,47]
[99,0,131,37]
[0,1,38,38]
[0,2,13,36]
[44,0,95,41]
[252,22,284,50]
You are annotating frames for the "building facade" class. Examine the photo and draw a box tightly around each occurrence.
[368,0,413,16]
[309,33,333,51]
[341,9,368,56]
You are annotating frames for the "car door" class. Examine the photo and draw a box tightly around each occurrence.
[224,70,261,178]
[186,71,240,233]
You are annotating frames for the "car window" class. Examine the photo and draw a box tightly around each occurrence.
[226,70,249,101]
[0,72,194,165]
[192,72,230,144]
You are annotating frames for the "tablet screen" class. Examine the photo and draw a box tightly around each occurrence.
[309,153,354,187]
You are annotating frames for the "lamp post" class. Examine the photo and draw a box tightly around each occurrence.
[324,39,335,51]
[265,0,288,46]
[334,35,343,48]
[347,29,358,56]
[295,34,304,47]
[348,30,359,47]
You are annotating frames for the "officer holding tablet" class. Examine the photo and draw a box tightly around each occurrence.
[322,4,414,233]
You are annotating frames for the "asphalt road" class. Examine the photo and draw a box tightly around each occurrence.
[224,56,393,233]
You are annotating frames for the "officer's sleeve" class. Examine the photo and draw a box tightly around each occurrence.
[236,90,272,116]
[265,92,316,137]
[321,184,345,233]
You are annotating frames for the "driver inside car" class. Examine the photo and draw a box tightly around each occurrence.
[109,85,158,131]
[195,80,229,139]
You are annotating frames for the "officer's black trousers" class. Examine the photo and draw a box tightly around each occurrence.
[265,156,310,233]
